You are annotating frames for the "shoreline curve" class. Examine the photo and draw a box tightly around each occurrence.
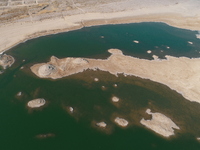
[1,0,200,53]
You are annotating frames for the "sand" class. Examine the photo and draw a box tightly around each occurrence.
[69,107,74,113]
[112,96,120,102]
[147,50,152,54]
[94,78,99,82]
[114,117,129,127]
[31,48,200,104]
[140,109,180,137]
[96,122,107,128]
[1,0,200,53]
[27,98,45,108]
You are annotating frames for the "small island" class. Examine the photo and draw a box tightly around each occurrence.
[140,109,180,137]
[27,98,46,108]
[0,54,15,69]
[114,117,129,127]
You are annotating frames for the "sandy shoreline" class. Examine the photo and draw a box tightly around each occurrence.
[1,0,200,53]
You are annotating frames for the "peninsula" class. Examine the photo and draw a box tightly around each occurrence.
[31,49,200,104]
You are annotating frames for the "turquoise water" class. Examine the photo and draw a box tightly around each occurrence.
[1,22,200,150]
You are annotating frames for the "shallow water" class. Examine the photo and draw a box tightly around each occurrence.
[1,22,200,150]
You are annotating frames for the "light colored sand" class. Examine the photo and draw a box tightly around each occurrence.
[114,117,129,127]
[96,122,107,128]
[147,50,152,54]
[31,49,200,104]
[94,78,99,82]
[112,96,120,102]
[27,98,45,108]
[133,40,139,43]
[188,41,193,44]
[1,0,200,53]
[69,107,74,113]
[140,109,180,137]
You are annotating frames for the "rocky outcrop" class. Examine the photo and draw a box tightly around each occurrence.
[0,54,15,69]
[38,64,57,77]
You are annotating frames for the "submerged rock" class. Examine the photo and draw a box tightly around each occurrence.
[36,133,55,139]
[113,84,117,87]
[0,54,15,69]
[17,92,22,96]
[114,117,129,127]
[27,98,46,108]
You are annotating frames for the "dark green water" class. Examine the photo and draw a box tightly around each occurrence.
[1,22,200,150]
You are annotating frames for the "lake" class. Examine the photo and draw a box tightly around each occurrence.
[1,22,200,150]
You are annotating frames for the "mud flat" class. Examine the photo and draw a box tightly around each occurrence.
[140,109,180,137]
[31,48,200,104]
[27,98,46,108]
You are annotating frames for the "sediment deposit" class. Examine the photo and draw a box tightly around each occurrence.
[140,109,180,137]
[31,49,200,104]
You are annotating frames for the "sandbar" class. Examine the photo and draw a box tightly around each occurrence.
[140,109,180,137]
